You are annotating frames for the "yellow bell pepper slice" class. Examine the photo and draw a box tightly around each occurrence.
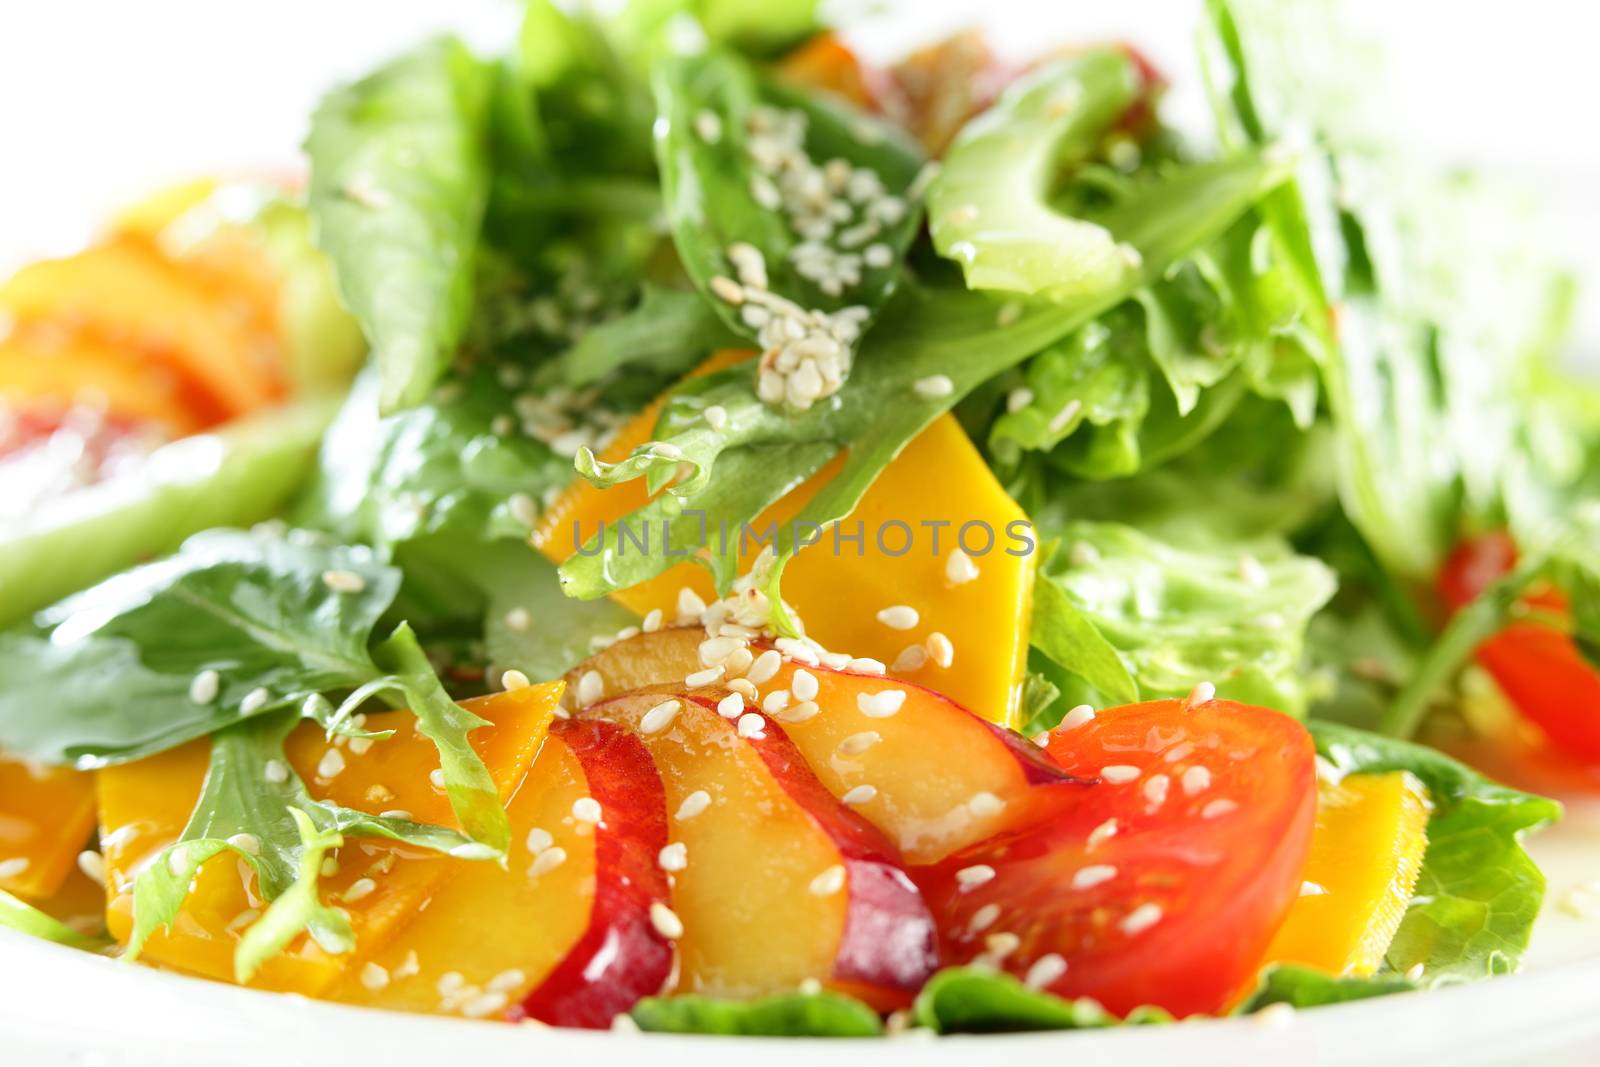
[533,353,1035,725]
[1264,770,1431,976]
[97,682,561,992]
[0,755,98,900]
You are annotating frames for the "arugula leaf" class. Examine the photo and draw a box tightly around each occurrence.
[1035,521,1336,715]
[652,49,924,336]
[631,991,883,1037]
[928,52,1142,299]
[539,283,742,390]
[0,395,340,629]
[1311,720,1560,979]
[912,967,1171,1033]
[1238,964,1416,1012]
[0,529,397,766]
[307,37,493,412]
[233,809,353,982]
[477,546,639,683]
[0,890,108,951]
[559,149,1292,601]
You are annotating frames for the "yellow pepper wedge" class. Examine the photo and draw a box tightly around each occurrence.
[533,352,1035,725]
[96,682,561,992]
[1264,770,1431,977]
[0,756,98,900]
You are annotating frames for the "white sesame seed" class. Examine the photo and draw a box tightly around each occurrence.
[1120,902,1163,936]
[677,587,707,620]
[504,607,531,632]
[761,689,790,716]
[640,700,681,735]
[1186,681,1217,707]
[969,903,1002,934]
[727,678,758,701]
[746,648,783,685]
[780,701,820,723]
[572,797,603,823]
[525,827,554,854]
[188,669,220,705]
[240,687,271,715]
[322,569,366,594]
[703,404,729,431]
[1253,1002,1296,1030]
[75,850,105,884]
[658,842,689,872]
[809,865,847,896]
[1072,865,1118,890]
[841,784,878,805]
[1238,554,1270,588]
[863,243,894,269]
[226,833,261,856]
[461,991,510,1018]
[343,878,377,903]
[1087,818,1119,851]
[0,857,30,881]
[320,857,339,877]
[926,632,954,669]
[1163,742,1196,763]
[1024,953,1068,990]
[1048,398,1083,435]
[676,790,712,820]
[264,759,289,784]
[437,972,466,995]
[317,748,346,780]
[1143,774,1170,810]
[837,731,881,757]
[502,669,531,691]
[876,605,919,630]
[1006,387,1034,413]
[1181,766,1212,796]
[715,692,744,720]
[529,847,568,876]
[488,968,528,993]
[913,374,955,399]
[642,608,664,634]
[576,670,604,707]
[857,689,906,719]
[1405,962,1426,982]
[508,493,538,527]
[736,712,766,739]
[891,644,928,672]
[791,669,819,702]
[709,275,744,304]
[1202,798,1239,819]
[956,864,996,891]
[650,902,684,939]
[985,932,1020,959]
[693,109,722,143]
[379,809,412,821]
[1058,704,1096,731]
[1068,540,1101,567]
[996,301,1024,328]
[945,549,980,586]
[1100,764,1140,784]
[967,792,1006,818]
[699,636,744,666]
[1033,732,1050,747]
[360,962,391,991]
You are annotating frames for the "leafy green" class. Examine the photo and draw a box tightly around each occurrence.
[1029,569,1139,705]
[560,149,1292,601]
[538,283,741,390]
[928,53,1142,299]
[912,968,1171,1034]
[232,809,353,982]
[307,37,493,412]
[0,529,397,766]
[0,396,340,630]
[631,991,883,1037]
[1238,964,1417,1012]
[1311,720,1560,979]
[652,50,923,337]
[0,890,108,951]
[1035,520,1336,715]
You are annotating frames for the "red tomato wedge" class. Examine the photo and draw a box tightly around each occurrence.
[914,697,1317,1018]
[1439,531,1600,763]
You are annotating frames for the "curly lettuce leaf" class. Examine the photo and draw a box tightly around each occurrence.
[1311,720,1560,979]
[631,991,883,1037]
[307,37,493,413]
[1034,520,1336,715]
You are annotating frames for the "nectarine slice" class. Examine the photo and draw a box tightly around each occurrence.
[97,683,560,992]
[569,629,1084,864]
[0,331,206,436]
[0,755,97,900]
[582,691,938,1003]
[918,697,1317,1018]
[333,719,674,1027]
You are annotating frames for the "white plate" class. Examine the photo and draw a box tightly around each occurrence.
[2,1,1598,1063]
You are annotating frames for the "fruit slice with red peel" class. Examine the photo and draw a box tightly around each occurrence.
[582,691,938,1004]
[916,697,1317,1018]
[333,719,674,1027]
[568,629,1084,864]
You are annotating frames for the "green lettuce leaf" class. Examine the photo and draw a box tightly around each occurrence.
[912,967,1171,1034]
[1033,520,1336,715]
[1311,720,1560,979]
[0,890,109,952]
[631,991,883,1037]
[1238,964,1416,1012]
[307,36,493,413]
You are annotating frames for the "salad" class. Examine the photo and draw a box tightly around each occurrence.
[0,0,1594,1040]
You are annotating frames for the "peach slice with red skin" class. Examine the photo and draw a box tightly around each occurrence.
[582,691,938,1006]
[917,697,1317,1018]
[334,718,674,1028]
[568,628,1084,864]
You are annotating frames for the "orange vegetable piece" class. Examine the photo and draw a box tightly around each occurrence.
[0,329,206,435]
[535,353,1036,726]
[0,755,98,899]
[97,682,560,992]
[774,32,877,108]
[1263,771,1431,977]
